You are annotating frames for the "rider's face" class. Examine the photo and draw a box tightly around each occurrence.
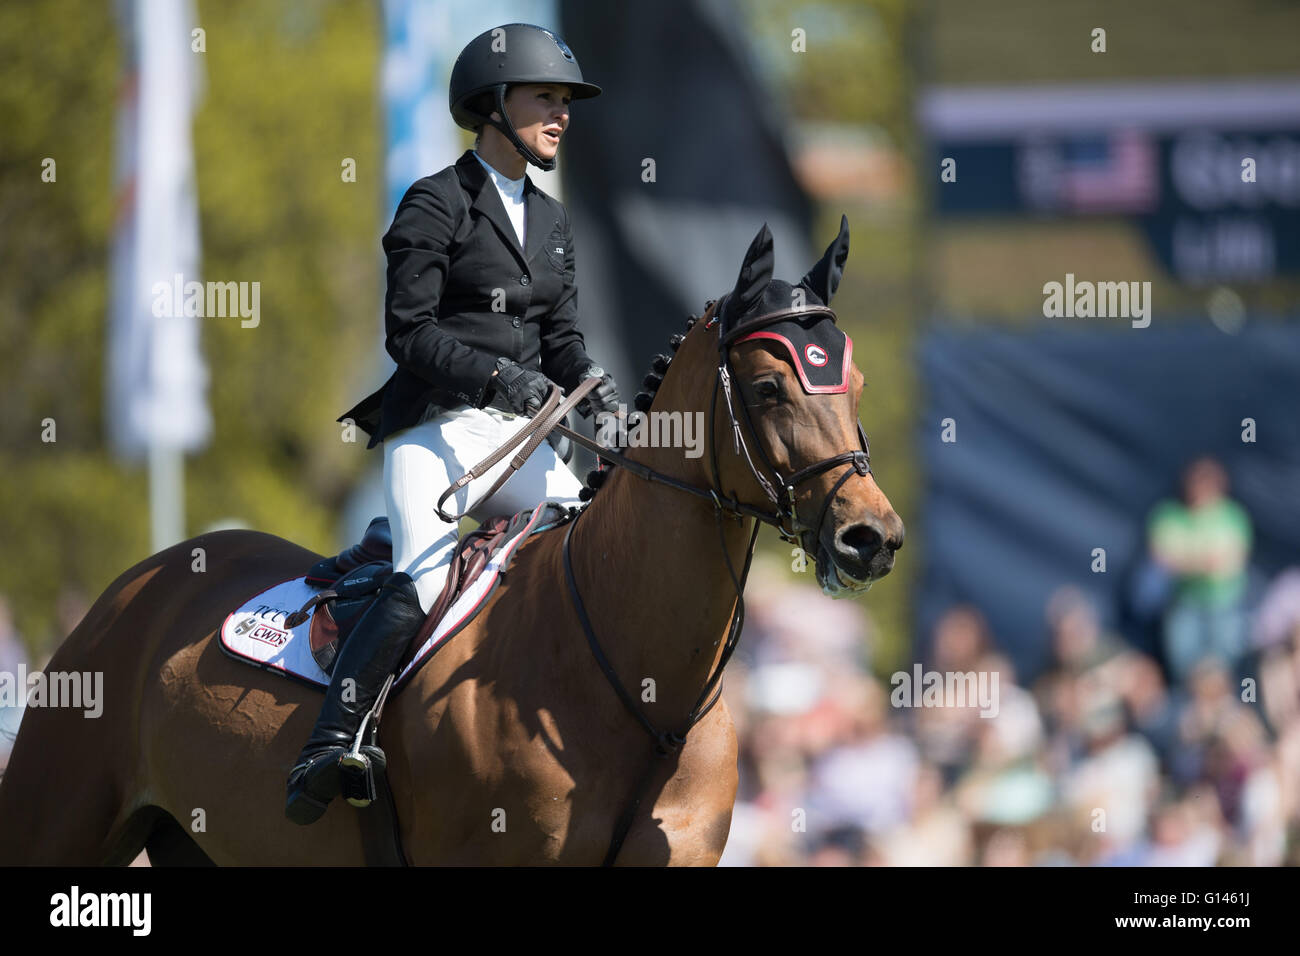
[494,84,572,163]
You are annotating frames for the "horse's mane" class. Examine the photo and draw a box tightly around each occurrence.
[578,306,709,501]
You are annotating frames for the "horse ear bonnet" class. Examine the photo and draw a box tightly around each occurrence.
[799,213,849,306]
[718,216,853,395]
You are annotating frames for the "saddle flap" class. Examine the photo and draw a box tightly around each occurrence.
[307,562,392,674]
[309,602,340,672]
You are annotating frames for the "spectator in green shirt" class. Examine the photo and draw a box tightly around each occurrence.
[1147,457,1252,684]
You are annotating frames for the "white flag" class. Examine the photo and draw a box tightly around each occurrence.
[108,0,210,459]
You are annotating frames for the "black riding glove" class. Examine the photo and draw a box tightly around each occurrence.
[575,365,621,419]
[492,357,554,416]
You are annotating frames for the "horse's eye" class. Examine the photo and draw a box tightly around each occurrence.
[753,380,781,401]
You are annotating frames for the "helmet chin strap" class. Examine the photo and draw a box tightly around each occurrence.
[484,84,556,173]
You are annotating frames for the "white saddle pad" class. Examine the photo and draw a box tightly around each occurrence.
[219,505,556,690]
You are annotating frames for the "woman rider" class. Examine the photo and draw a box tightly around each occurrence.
[286,23,621,825]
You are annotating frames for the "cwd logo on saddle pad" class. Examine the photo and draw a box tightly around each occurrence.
[235,617,289,649]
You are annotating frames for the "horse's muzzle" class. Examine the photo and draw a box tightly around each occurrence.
[815,517,903,597]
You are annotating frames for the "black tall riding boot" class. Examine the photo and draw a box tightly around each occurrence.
[285,571,425,826]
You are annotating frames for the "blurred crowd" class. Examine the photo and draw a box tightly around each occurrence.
[719,458,1300,866]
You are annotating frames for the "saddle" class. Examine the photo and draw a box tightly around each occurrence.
[287,383,602,675]
[287,510,539,675]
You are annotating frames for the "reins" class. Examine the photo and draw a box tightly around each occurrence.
[434,376,601,522]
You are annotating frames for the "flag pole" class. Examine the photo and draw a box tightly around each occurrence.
[148,443,184,552]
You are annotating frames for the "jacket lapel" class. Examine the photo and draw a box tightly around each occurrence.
[456,151,528,269]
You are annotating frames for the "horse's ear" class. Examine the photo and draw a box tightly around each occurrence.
[800,213,850,305]
[727,223,775,320]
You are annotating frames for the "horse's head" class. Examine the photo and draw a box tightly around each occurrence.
[671,216,904,597]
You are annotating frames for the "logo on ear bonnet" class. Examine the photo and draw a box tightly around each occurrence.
[736,315,851,394]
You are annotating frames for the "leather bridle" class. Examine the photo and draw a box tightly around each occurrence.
[708,295,874,556]
[552,297,876,864]
[556,298,873,551]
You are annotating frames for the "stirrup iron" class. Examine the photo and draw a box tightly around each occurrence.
[339,673,394,808]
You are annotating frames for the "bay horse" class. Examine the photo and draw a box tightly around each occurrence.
[0,219,902,865]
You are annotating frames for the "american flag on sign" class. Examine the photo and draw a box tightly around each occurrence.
[1018,128,1159,215]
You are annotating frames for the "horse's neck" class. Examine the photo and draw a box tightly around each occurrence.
[569,424,756,725]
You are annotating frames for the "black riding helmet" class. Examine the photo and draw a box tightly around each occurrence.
[449,23,601,172]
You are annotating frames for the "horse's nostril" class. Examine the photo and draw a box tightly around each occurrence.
[838,523,882,562]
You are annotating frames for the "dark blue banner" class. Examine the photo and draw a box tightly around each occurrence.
[915,322,1300,679]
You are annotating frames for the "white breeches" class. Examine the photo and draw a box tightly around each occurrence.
[383,404,586,614]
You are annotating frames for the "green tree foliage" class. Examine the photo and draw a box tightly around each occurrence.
[0,0,381,654]
[744,0,912,150]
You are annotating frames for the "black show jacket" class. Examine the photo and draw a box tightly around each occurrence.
[340,150,596,449]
